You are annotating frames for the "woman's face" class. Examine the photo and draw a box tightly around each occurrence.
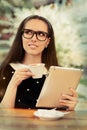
[22,19,50,57]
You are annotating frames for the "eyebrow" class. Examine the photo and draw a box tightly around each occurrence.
[24,29,48,34]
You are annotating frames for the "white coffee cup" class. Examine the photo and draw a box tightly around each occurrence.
[28,63,45,79]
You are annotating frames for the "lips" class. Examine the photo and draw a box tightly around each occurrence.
[28,43,38,49]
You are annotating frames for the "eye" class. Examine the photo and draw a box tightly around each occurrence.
[24,29,33,35]
[37,31,46,37]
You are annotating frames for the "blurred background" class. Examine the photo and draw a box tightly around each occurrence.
[0,0,87,103]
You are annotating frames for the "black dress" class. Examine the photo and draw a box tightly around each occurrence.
[0,65,46,109]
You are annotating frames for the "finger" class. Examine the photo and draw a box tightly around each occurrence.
[61,94,76,101]
[18,67,29,71]
[59,99,76,110]
[69,88,78,97]
[59,99,77,105]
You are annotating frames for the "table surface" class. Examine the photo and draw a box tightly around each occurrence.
[0,102,87,130]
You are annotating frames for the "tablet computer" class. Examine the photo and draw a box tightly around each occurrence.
[36,66,83,108]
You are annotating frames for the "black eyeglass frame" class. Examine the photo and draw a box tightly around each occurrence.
[22,29,49,41]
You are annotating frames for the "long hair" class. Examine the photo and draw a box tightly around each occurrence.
[0,15,59,75]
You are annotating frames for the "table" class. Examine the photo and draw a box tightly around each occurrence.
[0,103,87,130]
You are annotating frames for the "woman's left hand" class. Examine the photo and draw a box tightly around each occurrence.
[59,88,78,111]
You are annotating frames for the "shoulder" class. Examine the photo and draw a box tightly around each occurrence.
[5,64,15,74]
[0,64,15,93]
[0,64,14,80]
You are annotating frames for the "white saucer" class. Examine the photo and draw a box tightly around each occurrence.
[34,109,65,120]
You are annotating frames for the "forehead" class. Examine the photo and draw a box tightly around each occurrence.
[24,19,48,32]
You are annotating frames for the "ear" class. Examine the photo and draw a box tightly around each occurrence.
[45,38,50,48]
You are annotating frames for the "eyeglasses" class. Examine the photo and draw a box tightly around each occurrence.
[22,29,49,41]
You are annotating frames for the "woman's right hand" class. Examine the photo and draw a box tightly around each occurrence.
[10,67,34,87]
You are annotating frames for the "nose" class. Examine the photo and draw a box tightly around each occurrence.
[31,33,37,41]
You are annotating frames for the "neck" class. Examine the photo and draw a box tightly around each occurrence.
[22,54,42,65]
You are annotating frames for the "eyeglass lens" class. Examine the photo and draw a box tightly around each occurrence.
[23,29,48,41]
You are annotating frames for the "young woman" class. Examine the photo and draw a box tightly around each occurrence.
[0,15,78,110]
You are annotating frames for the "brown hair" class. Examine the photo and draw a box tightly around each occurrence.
[0,15,59,75]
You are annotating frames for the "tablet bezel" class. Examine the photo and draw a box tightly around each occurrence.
[36,66,83,108]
